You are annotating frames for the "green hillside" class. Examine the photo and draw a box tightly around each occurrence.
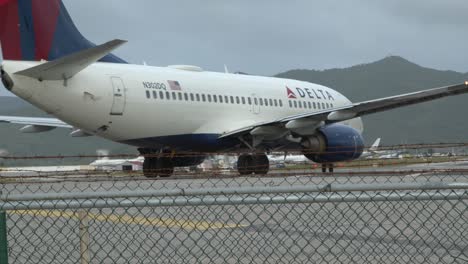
[276,56,468,145]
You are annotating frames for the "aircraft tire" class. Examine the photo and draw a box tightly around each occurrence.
[143,157,158,178]
[237,154,253,175]
[156,157,174,177]
[252,154,269,175]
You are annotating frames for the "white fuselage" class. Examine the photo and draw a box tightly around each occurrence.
[3,61,363,152]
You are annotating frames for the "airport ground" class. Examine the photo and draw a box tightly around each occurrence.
[2,158,467,263]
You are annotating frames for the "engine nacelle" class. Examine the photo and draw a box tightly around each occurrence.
[302,124,364,163]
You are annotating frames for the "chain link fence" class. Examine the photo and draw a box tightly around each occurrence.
[1,170,467,263]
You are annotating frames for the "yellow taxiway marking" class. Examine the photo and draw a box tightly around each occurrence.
[9,210,245,231]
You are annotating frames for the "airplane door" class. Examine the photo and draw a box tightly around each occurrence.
[251,94,260,114]
[110,77,126,115]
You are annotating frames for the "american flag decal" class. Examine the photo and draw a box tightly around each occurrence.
[168,80,182,91]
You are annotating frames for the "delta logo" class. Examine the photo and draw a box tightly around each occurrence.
[286,86,297,99]
[285,86,335,101]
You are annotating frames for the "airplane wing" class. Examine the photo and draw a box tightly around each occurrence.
[220,82,468,139]
[0,116,72,132]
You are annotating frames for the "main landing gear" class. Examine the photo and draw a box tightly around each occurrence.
[140,149,174,178]
[237,153,269,175]
[321,163,334,173]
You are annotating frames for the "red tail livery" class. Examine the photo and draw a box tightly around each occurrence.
[0,0,126,63]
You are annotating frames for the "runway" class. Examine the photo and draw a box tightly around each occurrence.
[3,161,468,263]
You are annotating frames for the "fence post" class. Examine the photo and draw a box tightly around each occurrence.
[78,210,90,264]
[0,211,8,264]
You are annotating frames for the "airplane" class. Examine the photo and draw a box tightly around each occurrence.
[1,0,468,177]
[359,138,381,159]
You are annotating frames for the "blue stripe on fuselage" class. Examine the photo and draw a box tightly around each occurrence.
[17,0,35,60]
[119,134,240,152]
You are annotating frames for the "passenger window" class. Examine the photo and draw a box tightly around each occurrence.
[313,102,316,109]
[269,99,273,106]
[254,98,258,105]
[308,102,311,109]
[225,96,229,103]
[160,91,164,99]
[230,96,234,104]
[289,101,292,108]
[330,103,334,108]
[190,93,194,101]
[264,98,268,106]
[279,100,283,107]
[322,102,326,109]
[219,95,223,103]
[184,93,189,101]
[317,102,321,109]
[178,93,182,100]
[241,97,246,104]
[172,92,177,100]
[146,90,150,99]
[213,95,217,103]
[298,101,302,108]
[259,98,264,106]
[248,98,252,105]
[274,99,278,107]
[236,96,240,104]
[166,91,171,100]
[207,94,211,102]
[202,94,206,102]
[293,101,297,108]
[152,91,157,99]
[196,94,200,101]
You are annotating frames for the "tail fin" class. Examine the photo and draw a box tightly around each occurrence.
[0,0,126,63]
[369,138,381,152]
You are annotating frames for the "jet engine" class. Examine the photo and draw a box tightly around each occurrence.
[301,124,364,163]
[0,66,14,90]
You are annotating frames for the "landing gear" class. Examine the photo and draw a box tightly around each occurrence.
[140,149,174,178]
[321,163,334,173]
[237,153,269,175]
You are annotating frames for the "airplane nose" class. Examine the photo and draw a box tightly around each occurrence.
[0,65,14,90]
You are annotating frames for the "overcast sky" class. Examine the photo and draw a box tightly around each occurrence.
[2,0,468,96]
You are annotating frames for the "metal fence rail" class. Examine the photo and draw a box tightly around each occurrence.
[1,181,467,263]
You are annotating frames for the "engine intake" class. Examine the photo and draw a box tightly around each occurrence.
[1,67,14,90]
[302,124,364,163]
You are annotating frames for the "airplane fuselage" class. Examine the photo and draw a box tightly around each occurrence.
[3,60,363,152]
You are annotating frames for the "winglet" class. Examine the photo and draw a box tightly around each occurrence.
[14,39,127,81]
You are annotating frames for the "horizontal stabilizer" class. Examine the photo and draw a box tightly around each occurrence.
[14,39,127,81]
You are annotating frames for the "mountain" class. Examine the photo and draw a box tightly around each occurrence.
[276,56,468,145]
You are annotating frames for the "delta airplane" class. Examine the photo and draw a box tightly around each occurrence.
[1,0,468,177]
